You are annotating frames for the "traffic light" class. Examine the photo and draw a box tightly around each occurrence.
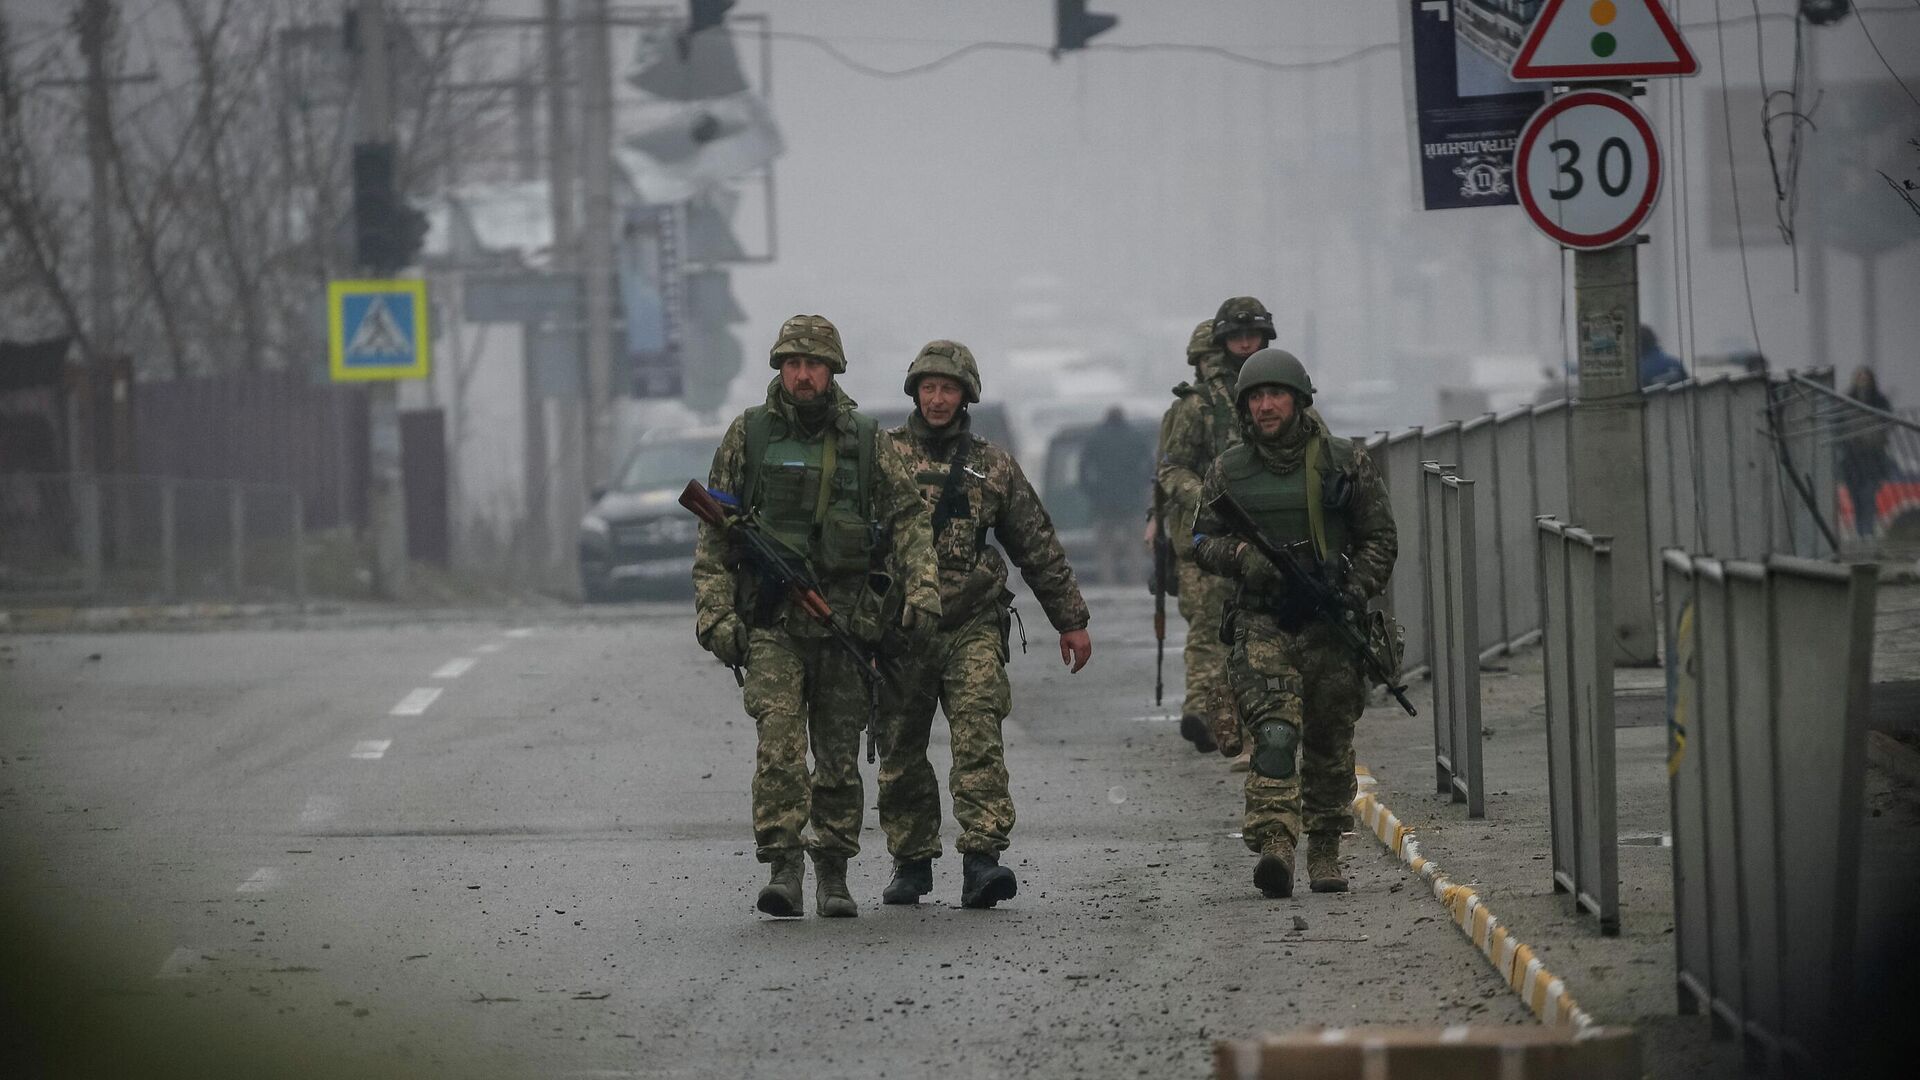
[1798,0,1850,26]
[689,0,734,36]
[352,141,429,275]
[1054,0,1117,54]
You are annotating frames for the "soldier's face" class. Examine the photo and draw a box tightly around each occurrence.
[1224,331,1264,359]
[916,375,965,428]
[1247,386,1297,436]
[780,356,832,400]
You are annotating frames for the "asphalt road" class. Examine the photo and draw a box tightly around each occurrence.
[1,587,1532,1079]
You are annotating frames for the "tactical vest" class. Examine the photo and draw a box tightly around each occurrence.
[1219,434,1355,562]
[741,405,879,577]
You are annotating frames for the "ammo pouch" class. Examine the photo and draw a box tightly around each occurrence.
[1218,598,1240,647]
[817,506,875,576]
[848,570,899,651]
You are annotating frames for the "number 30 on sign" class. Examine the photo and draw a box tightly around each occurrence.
[1514,89,1662,251]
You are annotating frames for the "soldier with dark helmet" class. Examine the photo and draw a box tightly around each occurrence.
[1190,348,1397,898]
[692,315,942,919]
[875,340,1093,909]
[1155,298,1276,761]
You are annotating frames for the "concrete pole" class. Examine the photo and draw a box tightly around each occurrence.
[577,0,615,496]
[78,0,115,368]
[356,0,409,599]
[1567,240,1659,665]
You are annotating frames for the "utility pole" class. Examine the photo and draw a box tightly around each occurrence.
[77,0,115,376]
[577,0,615,498]
[355,0,409,599]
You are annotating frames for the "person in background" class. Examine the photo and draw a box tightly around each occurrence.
[1638,325,1686,389]
[1839,366,1893,538]
[1079,405,1151,587]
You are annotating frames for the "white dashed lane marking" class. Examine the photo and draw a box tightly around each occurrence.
[236,867,280,893]
[300,795,342,824]
[351,739,392,760]
[390,687,442,715]
[504,627,534,638]
[475,643,505,654]
[432,658,477,679]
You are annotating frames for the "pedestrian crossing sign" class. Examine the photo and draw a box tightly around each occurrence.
[328,279,430,381]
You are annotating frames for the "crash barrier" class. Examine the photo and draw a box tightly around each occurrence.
[0,473,306,603]
[1368,371,1835,677]
[1662,551,1875,1074]
[1536,517,1618,934]
[1421,463,1483,818]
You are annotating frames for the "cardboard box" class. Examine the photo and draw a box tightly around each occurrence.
[1214,1025,1640,1080]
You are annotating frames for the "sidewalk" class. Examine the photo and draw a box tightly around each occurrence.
[1350,578,1920,1080]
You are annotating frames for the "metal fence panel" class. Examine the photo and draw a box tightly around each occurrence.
[1668,389,1702,556]
[1725,565,1781,1059]
[1384,430,1427,674]
[1459,416,1505,655]
[1533,402,1571,522]
[1693,560,1746,1036]
[1495,409,1538,647]
[1441,474,1485,817]
[1645,388,1678,552]
[1665,552,1712,1016]
[1770,560,1875,1070]
[1568,527,1619,934]
[1727,376,1774,559]
[1696,380,1737,555]
[1538,522,1578,901]
[1423,464,1454,796]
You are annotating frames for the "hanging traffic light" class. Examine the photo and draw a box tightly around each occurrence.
[1054,0,1118,55]
[352,141,428,275]
[1798,0,1850,26]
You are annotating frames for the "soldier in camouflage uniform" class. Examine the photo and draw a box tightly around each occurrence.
[1156,298,1276,760]
[692,315,941,919]
[875,341,1093,909]
[1191,349,1397,899]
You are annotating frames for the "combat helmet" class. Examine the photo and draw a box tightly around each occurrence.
[769,314,847,374]
[903,340,981,403]
[1212,296,1276,345]
[1235,347,1315,408]
[1186,318,1217,363]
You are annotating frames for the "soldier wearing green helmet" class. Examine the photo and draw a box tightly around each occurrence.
[1190,347,1398,900]
[692,314,943,919]
[873,340,1093,909]
[1154,297,1275,762]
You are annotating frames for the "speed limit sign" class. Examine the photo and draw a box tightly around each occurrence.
[1514,90,1662,250]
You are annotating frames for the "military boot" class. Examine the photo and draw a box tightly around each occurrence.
[881,857,933,905]
[960,852,1018,909]
[1178,714,1216,753]
[812,853,858,918]
[1253,836,1295,899]
[756,851,805,917]
[1307,833,1348,893]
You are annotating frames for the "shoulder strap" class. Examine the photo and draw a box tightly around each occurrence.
[930,435,972,539]
[1304,435,1328,561]
[853,412,878,517]
[742,405,771,506]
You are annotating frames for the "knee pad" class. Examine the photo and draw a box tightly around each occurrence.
[1250,720,1300,780]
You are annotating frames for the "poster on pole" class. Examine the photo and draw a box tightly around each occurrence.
[1401,1,1549,211]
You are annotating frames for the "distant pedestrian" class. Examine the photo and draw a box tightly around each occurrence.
[1079,405,1151,587]
[1839,366,1893,537]
[1638,325,1686,389]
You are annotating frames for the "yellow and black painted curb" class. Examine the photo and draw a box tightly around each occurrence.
[1352,766,1594,1029]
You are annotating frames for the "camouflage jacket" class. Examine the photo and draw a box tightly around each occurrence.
[1191,412,1398,603]
[887,413,1089,633]
[1155,347,1240,556]
[692,379,940,643]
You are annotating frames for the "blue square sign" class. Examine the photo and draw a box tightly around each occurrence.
[328,279,429,381]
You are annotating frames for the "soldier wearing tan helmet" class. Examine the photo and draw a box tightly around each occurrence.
[1190,348,1398,899]
[692,315,942,919]
[1154,297,1276,763]
[872,340,1092,909]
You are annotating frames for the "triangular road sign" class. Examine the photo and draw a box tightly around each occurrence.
[1509,0,1699,81]
[346,297,412,358]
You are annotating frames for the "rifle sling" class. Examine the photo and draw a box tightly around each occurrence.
[931,436,971,540]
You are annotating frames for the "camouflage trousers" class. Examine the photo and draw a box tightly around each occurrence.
[1228,613,1367,852]
[742,625,870,863]
[875,605,1014,859]
[1177,559,1236,733]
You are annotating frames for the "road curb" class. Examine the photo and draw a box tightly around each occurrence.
[1352,766,1595,1030]
[0,602,295,632]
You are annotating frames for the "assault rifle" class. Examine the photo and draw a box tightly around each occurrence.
[1206,490,1416,717]
[1149,486,1173,708]
[680,480,906,763]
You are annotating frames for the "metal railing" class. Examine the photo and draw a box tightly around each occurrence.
[1536,516,1618,934]
[1662,551,1875,1074]
[1422,462,1484,818]
[0,473,307,604]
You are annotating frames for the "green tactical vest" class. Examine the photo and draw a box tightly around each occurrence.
[742,405,879,578]
[1219,433,1355,561]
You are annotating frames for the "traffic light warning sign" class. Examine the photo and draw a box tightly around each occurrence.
[1509,0,1698,81]
[328,279,430,382]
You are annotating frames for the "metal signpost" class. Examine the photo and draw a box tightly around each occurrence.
[1509,0,1697,664]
